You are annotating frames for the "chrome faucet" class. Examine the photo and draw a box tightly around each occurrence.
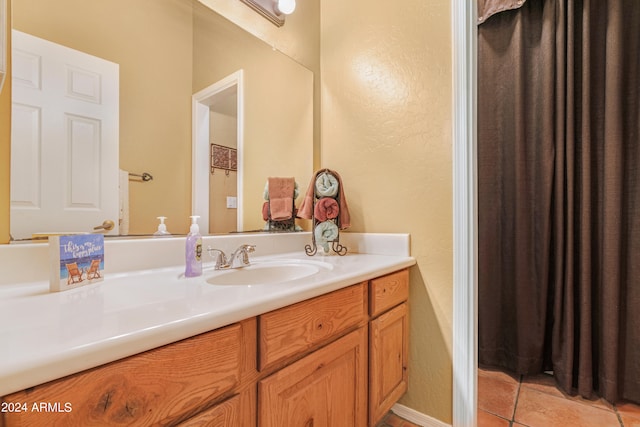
[228,244,256,268]
[206,244,256,270]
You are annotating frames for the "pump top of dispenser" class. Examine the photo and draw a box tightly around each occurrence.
[189,215,200,234]
[154,216,171,236]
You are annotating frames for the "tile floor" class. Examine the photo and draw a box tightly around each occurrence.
[479,367,640,427]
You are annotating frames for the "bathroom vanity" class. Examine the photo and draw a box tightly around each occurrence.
[0,233,414,426]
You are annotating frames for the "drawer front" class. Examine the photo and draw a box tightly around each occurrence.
[2,324,242,427]
[259,282,367,371]
[369,269,409,317]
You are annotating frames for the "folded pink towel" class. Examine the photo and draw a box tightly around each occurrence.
[270,197,294,221]
[314,197,339,222]
[267,177,295,221]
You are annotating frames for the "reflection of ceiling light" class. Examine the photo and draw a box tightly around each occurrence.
[275,0,296,15]
[239,0,296,27]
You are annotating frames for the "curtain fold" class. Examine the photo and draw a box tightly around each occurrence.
[478,0,640,404]
[478,0,528,24]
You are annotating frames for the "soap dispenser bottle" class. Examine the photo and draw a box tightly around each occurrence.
[185,215,203,277]
[154,216,171,236]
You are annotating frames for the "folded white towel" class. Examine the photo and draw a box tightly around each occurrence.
[315,172,339,198]
[314,220,339,252]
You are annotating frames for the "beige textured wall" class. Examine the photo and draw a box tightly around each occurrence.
[321,0,454,423]
[0,0,10,244]
[11,0,193,235]
[209,170,238,233]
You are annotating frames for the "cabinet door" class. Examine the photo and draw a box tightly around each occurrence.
[2,324,242,427]
[177,394,241,427]
[258,327,367,427]
[369,302,409,425]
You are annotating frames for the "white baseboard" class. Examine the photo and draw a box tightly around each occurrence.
[391,404,452,427]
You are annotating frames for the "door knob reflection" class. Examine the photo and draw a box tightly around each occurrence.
[93,220,115,231]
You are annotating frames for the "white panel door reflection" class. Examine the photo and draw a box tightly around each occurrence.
[10,30,119,240]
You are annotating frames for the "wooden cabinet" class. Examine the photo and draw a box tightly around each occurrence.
[259,282,367,371]
[1,268,410,427]
[257,270,409,427]
[176,394,241,427]
[258,327,368,427]
[2,323,245,427]
[369,303,409,424]
[368,269,410,425]
[367,269,410,425]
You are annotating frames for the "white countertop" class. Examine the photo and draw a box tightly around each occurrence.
[0,233,414,396]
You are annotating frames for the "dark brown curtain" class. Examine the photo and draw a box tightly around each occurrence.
[478,0,640,404]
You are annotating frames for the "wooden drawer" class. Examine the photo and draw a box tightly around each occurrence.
[2,324,243,427]
[369,269,409,317]
[259,282,367,371]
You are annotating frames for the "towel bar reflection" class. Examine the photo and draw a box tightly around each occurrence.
[129,172,153,182]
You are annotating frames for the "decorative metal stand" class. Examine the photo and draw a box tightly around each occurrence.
[305,235,347,256]
[305,169,348,256]
[265,201,297,232]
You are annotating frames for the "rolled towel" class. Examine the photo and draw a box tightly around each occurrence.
[315,172,339,198]
[314,197,339,222]
[314,221,339,253]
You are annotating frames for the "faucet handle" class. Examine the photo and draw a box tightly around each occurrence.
[206,247,229,269]
[231,244,256,267]
[242,244,256,253]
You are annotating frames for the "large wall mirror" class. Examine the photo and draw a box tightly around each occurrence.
[7,0,313,241]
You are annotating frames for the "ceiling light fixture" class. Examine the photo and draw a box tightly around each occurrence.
[275,0,296,15]
[239,0,296,27]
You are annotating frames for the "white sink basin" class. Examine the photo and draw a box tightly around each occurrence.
[205,259,332,286]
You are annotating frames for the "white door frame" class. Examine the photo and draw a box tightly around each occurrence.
[452,1,477,427]
[192,70,244,234]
